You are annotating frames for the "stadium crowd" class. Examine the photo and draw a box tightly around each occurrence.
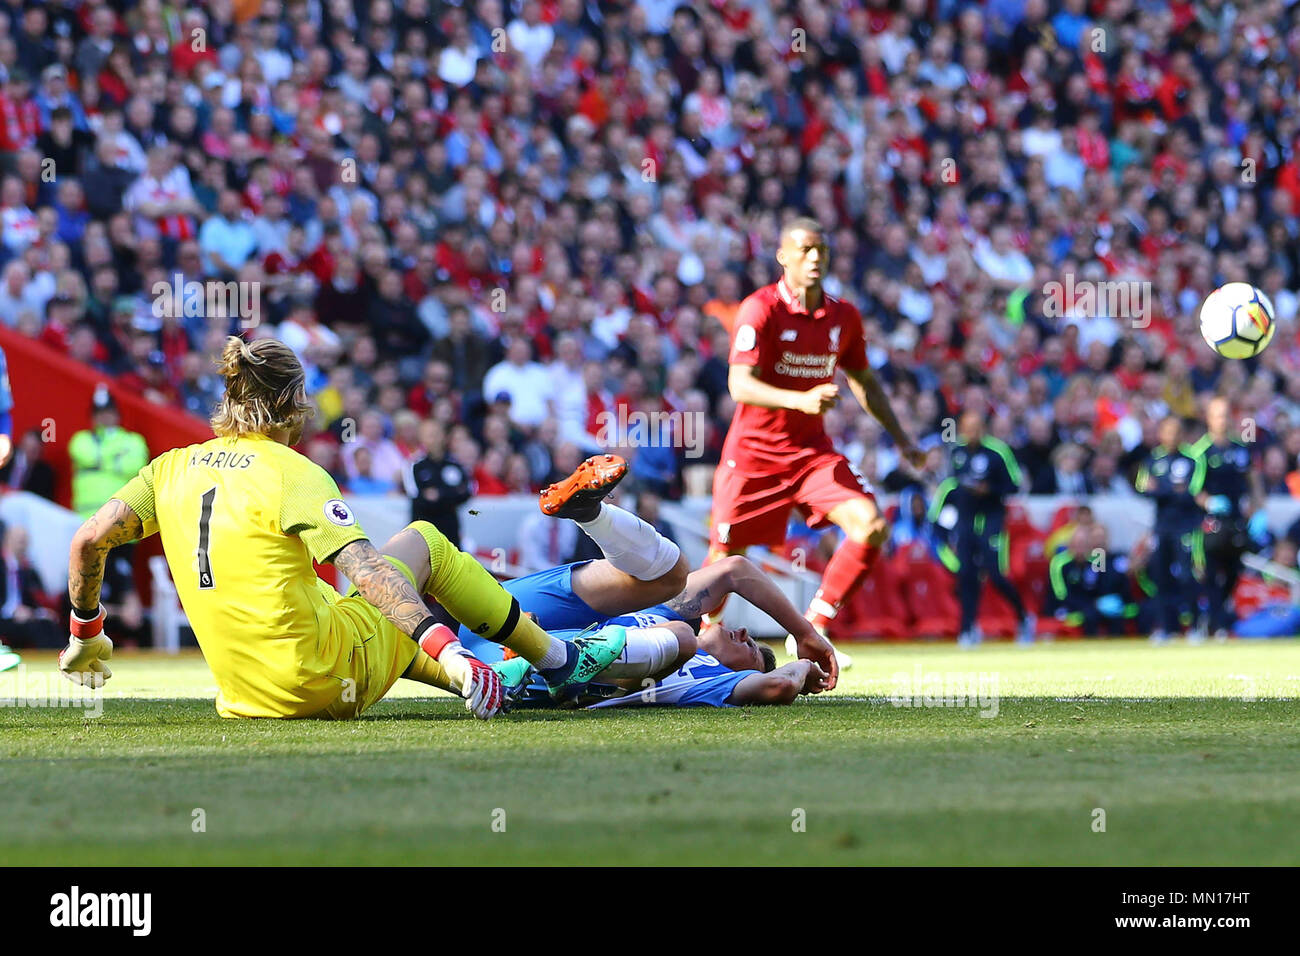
[3,0,1300,640]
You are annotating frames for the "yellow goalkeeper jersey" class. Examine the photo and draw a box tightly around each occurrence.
[114,433,370,718]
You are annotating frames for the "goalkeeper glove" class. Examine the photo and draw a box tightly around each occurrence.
[59,608,113,687]
[416,621,503,720]
[1205,495,1231,516]
[440,645,504,720]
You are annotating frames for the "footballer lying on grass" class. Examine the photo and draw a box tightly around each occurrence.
[451,454,834,708]
[60,336,627,719]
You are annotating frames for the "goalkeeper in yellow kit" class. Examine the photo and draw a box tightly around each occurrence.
[59,337,626,719]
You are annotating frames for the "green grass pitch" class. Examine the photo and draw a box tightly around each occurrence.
[2,639,1298,865]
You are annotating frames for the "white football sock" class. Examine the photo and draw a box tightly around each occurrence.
[600,626,682,679]
[535,639,569,671]
[577,504,681,581]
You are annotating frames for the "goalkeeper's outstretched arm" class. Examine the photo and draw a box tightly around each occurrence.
[69,499,145,615]
[62,498,146,685]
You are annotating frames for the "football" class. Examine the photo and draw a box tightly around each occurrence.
[1199,282,1276,359]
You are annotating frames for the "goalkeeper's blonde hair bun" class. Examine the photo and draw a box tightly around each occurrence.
[210,336,313,438]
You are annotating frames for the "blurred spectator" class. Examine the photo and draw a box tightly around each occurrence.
[118,347,181,406]
[1033,442,1093,495]
[345,445,397,495]
[340,410,405,491]
[1045,526,1140,637]
[0,342,11,470]
[0,525,58,649]
[0,428,56,500]
[519,505,578,572]
[198,189,257,275]
[123,145,202,244]
[482,338,550,429]
[889,486,942,560]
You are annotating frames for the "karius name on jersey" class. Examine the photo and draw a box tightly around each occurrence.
[49,885,152,936]
[186,449,257,470]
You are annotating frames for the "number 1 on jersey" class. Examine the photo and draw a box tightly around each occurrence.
[197,487,216,590]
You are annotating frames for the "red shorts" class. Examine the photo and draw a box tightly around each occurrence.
[709,450,875,551]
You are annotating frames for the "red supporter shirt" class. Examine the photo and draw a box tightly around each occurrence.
[723,278,867,475]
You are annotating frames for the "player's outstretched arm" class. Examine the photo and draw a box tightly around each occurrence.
[729,660,829,706]
[69,499,145,611]
[669,555,840,689]
[844,367,925,469]
[62,498,146,685]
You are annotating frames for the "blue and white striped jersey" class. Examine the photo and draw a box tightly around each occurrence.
[587,652,756,709]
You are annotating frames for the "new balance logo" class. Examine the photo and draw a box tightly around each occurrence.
[780,329,798,341]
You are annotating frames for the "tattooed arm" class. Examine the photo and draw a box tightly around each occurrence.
[62,498,145,685]
[332,539,434,640]
[666,555,840,689]
[668,555,817,642]
[333,540,483,701]
[68,499,146,613]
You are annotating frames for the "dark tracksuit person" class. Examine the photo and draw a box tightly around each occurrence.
[1135,419,1205,642]
[1188,398,1255,637]
[930,411,1033,646]
[1046,530,1142,637]
[404,422,473,548]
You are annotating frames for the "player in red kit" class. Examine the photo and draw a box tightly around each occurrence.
[706,218,926,682]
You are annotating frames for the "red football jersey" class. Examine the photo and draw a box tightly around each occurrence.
[723,278,868,474]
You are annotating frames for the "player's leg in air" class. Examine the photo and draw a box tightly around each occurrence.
[454,453,691,683]
[377,519,631,706]
[539,454,689,619]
